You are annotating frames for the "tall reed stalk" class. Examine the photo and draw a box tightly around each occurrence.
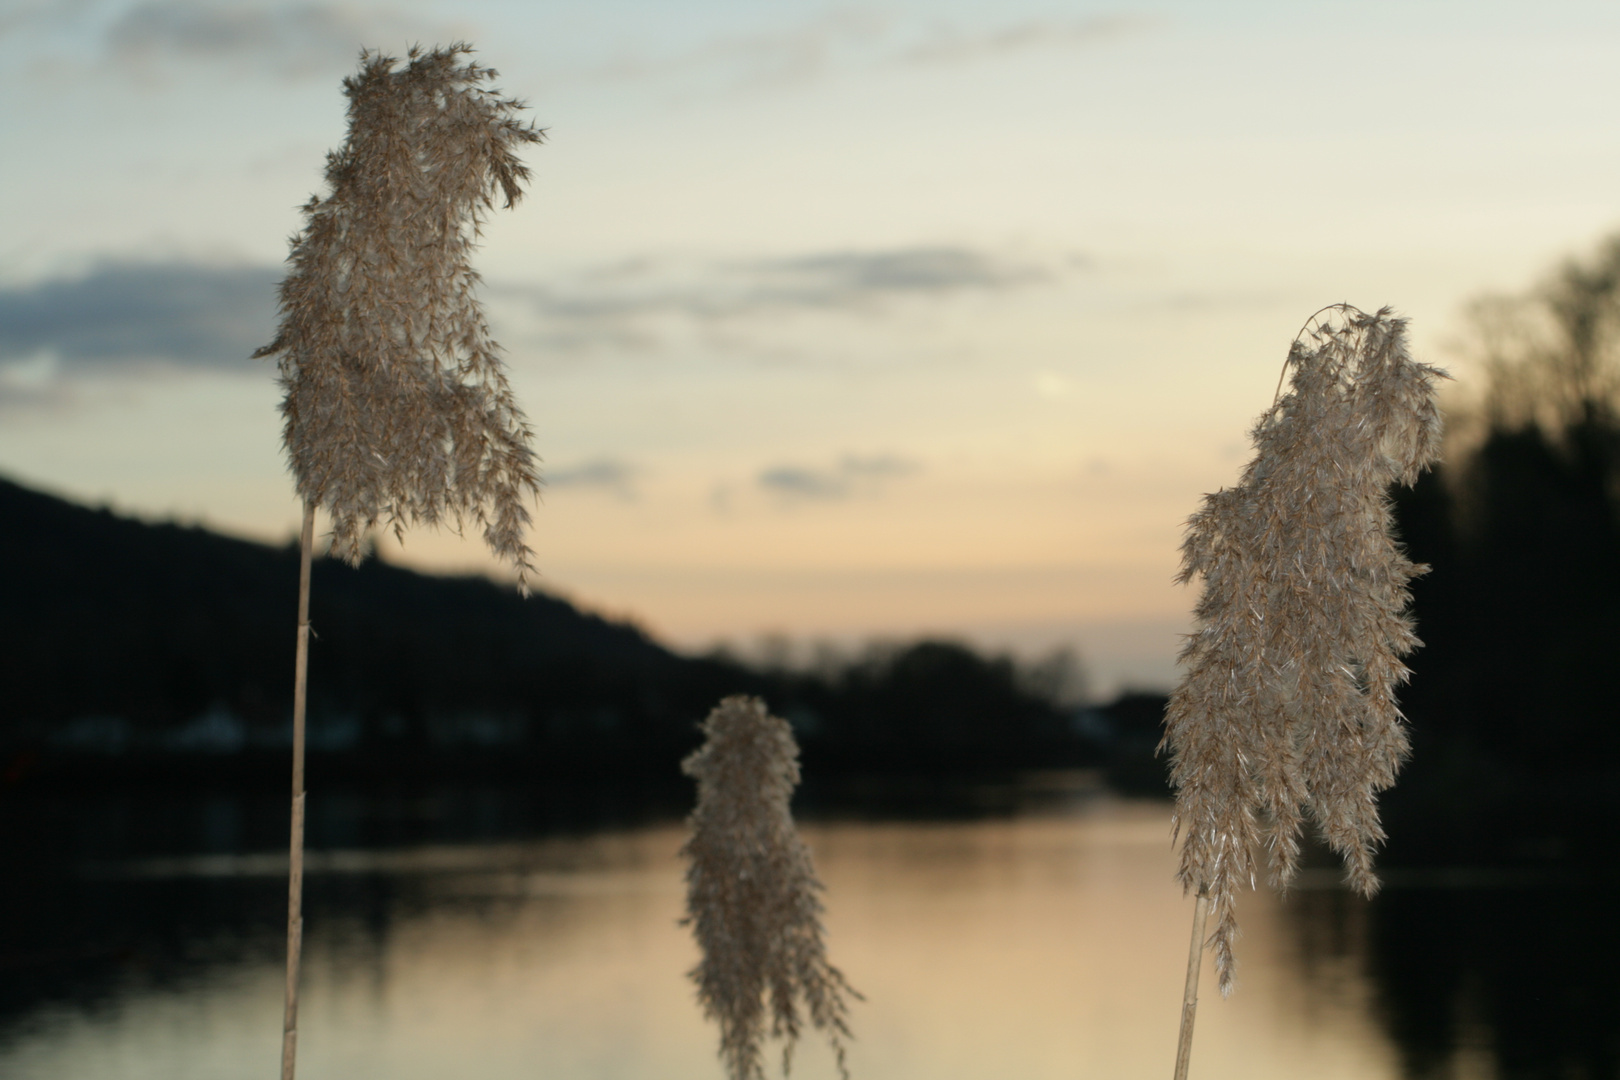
[255,43,542,1080]
[681,696,860,1080]
[1160,305,1445,1076]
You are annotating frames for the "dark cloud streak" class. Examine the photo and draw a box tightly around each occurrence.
[503,245,1052,333]
[0,261,280,372]
[758,454,920,500]
[0,244,1060,388]
[758,466,848,499]
[757,247,1042,303]
[547,457,639,499]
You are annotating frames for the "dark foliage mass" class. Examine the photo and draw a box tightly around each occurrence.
[778,641,1085,772]
[1389,421,1620,861]
[1334,238,1620,1080]
[1384,299,1620,867]
[0,476,1107,785]
[1316,411,1620,1079]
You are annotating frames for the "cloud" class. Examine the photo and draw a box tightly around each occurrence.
[899,15,1153,67]
[485,244,1076,367]
[0,0,97,38]
[757,454,920,500]
[0,243,1056,398]
[753,247,1043,305]
[587,10,885,92]
[576,10,1154,94]
[498,245,1056,356]
[0,260,280,374]
[546,457,639,499]
[758,466,847,499]
[102,1,462,80]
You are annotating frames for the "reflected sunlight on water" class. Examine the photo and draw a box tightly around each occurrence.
[0,790,1398,1080]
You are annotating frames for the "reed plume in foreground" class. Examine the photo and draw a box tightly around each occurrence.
[255,44,541,1080]
[682,696,859,1080]
[1161,306,1446,998]
[255,43,544,585]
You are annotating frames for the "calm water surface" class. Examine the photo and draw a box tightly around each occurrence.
[0,775,1538,1079]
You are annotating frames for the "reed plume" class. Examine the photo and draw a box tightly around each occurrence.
[1161,305,1445,1000]
[255,44,541,1080]
[681,696,859,1080]
[255,42,544,585]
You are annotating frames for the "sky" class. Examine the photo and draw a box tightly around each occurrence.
[2,0,1619,694]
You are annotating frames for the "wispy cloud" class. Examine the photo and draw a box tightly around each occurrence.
[758,466,848,499]
[757,454,920,500]
[0,261,279,374]
[586,9,885,92]
[757,248,1043,303]
[546,457,639,499]
[0,0,97,38]
[102,1,465,80]
[577,9,1155,94]
[0,242,1063,401]
[498,245,1060,357]
[899,15,1152,67]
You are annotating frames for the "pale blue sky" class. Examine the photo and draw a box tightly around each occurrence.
[3,0,1619,691]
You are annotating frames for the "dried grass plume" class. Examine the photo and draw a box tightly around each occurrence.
[681,696,859,1080]
[1161,305,1446,994]
[254,44,544,585]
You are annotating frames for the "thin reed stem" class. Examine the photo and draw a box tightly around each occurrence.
[1172,887,1211,1080]
[281,500,315,1080]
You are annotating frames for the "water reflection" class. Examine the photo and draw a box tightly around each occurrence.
[0,776,1603,1079]
[1364,884,1620,1080]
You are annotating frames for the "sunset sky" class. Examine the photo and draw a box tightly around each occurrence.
[3,0,1618,692]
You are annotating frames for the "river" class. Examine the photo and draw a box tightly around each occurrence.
[0,772,1587,1079]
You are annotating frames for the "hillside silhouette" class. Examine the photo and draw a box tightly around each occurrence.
[0,476,738,778]
[0,477,1117,783]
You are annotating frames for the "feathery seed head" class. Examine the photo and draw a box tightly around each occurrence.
[255,43,545,590]
[1161,305,1445,995]
[681,696,859,1080]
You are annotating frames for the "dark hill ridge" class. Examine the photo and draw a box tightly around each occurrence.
[0,475,747,775]
[0,475,1111,782]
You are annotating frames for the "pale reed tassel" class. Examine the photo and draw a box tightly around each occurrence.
[258,44,543,1080]
[681,696,860,1080]
[1160,304,1445,1074]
